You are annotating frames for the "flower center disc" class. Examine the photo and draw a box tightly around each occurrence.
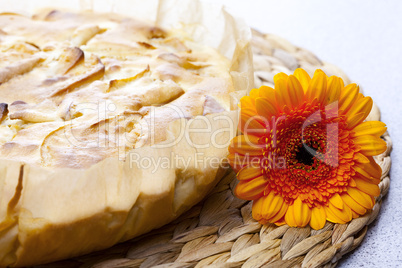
[260,103,357,208]
[295,144,316,166]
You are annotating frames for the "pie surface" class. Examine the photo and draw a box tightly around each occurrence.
[0,9,234,169]
[0,7,251,267]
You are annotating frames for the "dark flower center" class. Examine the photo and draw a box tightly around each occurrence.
[296,144,316,166]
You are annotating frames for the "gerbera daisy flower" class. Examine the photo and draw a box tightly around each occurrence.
[228,68,387,230]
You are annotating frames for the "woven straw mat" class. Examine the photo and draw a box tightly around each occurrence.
[37,29,392,268]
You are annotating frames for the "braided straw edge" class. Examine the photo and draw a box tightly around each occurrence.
[39,30,392,268]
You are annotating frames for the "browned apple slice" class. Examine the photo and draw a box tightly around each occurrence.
[108,66,150,92]
[8,100,59,123]
[71,24,103,46]
[0,56,42,84]
[56,47,84,74]
[0,103,8,123]
[50,54,105,97]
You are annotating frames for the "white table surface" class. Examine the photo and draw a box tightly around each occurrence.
[204,0,402,267]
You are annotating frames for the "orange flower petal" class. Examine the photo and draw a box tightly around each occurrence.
[354,152,370,164]
[325,205,347,224]
[353,135,387,156]
[227,153,259,172]
[293,68,311,92]
[340,193,367,215]
[293,197,311,226]
[339,84,359,113]
[326,76,342,103]
[262,191,284,220]
[258,85,273,96]
[240,95,255,109]
[354,178,380,197]
[237,166,263,181]
[258,86,277,107]
[252,196,264,221]
[282,83,298,109]
[285,202,298,227]
[355,173,381,185]
[347,187,374,209]
[353,121,387,137]
[255,97,278,121]
[274,219,287,226]
[274,72,289,84]
[353,156,382,179]
[287,75,304,106]
[274,78,292,110]
[235,175,267,200]
[314,69,328,77]
[249,88,260,104]
[267,199,288,223]
[310,206,327,230]
[229,135,264,156]
[351,210,360,219]
[353,165,380,182]
[260,191,275,213]
[345,96,373,120]
[306,70,327,103]
[239,110,266,135]
[329,193,344,210]
[327,202,352,223]
[346,112,366,129]
[241,106,257,117]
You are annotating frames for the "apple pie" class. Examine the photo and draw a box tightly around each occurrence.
[0,5,252,267]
